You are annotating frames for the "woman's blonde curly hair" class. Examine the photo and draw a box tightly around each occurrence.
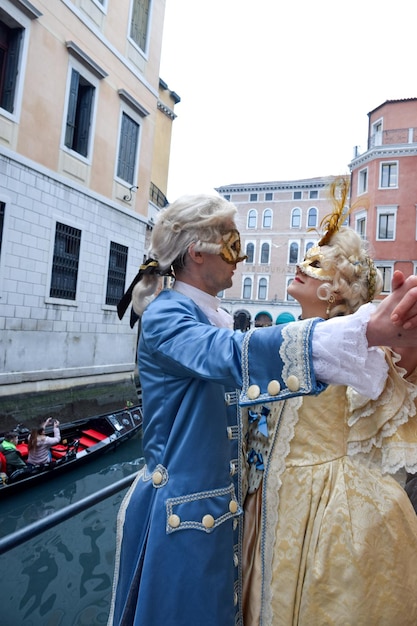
[315,226,383,317]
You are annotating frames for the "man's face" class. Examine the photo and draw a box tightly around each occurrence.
[200,246,237,296]
[199,224,244,296]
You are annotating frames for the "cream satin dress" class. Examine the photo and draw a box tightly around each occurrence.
[243,350,417,626]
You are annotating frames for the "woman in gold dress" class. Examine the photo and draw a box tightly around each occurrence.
[243,178,417,626]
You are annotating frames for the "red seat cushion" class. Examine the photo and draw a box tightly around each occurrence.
[16,443,28,459]
[78,435,99,449]
[51,444,69,459]
[0,451,7,473]
[82,429,107,441]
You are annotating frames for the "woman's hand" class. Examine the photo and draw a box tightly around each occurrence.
[367,272,417,347]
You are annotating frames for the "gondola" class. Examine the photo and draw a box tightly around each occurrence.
[0,404,143,497]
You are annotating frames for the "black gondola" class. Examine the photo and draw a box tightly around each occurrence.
[0,404,143,497]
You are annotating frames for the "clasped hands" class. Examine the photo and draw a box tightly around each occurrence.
[367,271,417,347]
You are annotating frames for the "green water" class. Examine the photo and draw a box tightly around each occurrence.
[0,434,144,626]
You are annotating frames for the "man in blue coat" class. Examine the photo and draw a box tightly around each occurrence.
[110,194,417,626]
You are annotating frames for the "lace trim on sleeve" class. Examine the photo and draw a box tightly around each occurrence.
[311,303,388,399]
[347,348,417,474]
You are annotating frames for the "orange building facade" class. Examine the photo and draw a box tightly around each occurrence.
[350,99,417,295]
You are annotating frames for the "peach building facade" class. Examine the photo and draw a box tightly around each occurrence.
[0,0,178,409]
[350,99,417,295]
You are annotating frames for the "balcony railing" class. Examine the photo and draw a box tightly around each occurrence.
[368,127,417,150]
[149,182,168,209]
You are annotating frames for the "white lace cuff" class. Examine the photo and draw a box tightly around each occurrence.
[312,303,388,399]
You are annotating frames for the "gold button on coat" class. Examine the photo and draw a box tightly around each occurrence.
[286,375,300,392]
[229,500,238,514]
[202,514,215,528]
[267,379,281,395]
[168,514,180,528]
[152,470,163,485]
[247,384,260,400]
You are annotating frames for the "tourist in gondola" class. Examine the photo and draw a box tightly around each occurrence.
[109,191,417,626]
[0,431,27,476]
[27,417,61,466]
[242,178,417,626]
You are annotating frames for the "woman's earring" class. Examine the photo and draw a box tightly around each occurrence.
[326,295,335,317]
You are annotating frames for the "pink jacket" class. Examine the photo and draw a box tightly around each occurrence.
[27,426,60,465]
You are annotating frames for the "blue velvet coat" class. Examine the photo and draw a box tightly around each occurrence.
[108,289,325,626]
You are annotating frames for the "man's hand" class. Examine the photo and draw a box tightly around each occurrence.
[367,271,417,347]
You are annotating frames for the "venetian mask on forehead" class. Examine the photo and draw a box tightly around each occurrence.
[219,229,247,264]
[297,245,335,282]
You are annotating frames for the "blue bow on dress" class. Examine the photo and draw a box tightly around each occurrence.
[248,405,270,438]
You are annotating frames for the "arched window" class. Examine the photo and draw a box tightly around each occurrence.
[286,278,295,301]
[291,208,301,228]
[243,277,252,299]
[260,242,270,264]
[305,241,315,255]
[245,242,254,263]
[307,207,318,228]
[289,242,299,264]
[258,278,267,300]
[263,209,272,228]
[247,210,257,229]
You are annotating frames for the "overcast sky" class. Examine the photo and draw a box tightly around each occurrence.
[159,0,415,201]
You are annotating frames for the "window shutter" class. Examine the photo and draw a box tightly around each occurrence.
[1,28,22,113]
[65,70,80,148]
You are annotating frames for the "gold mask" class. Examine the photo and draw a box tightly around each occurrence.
[219,229,247,264]
[297,246,335,282]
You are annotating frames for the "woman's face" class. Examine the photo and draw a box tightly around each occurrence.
[288,265,329,320]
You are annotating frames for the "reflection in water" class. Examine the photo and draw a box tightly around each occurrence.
[20,544,59,619]
[0,436,144,626]
[79,513,110,597]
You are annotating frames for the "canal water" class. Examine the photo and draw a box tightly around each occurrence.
[0,433,145,626]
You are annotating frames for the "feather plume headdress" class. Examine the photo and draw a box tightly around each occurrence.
[317,176,351,246]
[299,176,377,302]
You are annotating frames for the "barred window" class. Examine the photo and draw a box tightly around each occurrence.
[50,222,81,300]
[106,242,128,305]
